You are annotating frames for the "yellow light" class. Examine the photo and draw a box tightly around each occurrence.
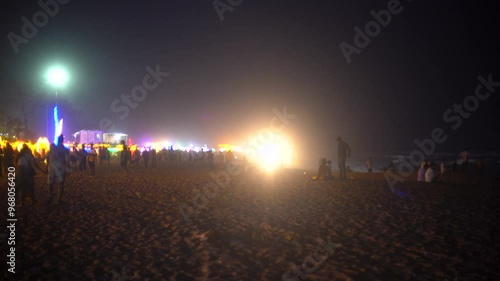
[243,133,294,173]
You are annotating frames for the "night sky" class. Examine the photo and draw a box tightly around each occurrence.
[1,0,499,165]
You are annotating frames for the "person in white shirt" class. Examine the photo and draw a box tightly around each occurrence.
[425,163,435,183]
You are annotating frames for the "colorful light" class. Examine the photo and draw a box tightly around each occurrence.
[53,106,64,145]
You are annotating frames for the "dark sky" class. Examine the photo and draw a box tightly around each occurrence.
[1,0,499,165]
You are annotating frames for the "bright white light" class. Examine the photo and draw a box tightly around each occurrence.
[47,66,69,88]
[244,134,293,173]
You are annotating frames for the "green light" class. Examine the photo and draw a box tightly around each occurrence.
[46,66,69,88]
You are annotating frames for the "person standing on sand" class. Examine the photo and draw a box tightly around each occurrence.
[459,149,470,173]
[87,144,97,176]
[0,146,4,178]
[425,163,435,183]
[440,160,446,174]
[120,141,129,176]
[366,157,373,172]
[77,143,87,176]
[47,135,70,205]
[3,142,15,176]
[151,148,157,168]
[417,162,426,182]
[337,136,351,180]
[226,150,234,166]
[142,148,150,168]
[17,144,46,206]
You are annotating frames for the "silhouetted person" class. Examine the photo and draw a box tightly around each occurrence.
[99,147,106,166]
[366,157,373,172]
[218,152,224,168]
[142,149,150,168]
[131,149,139,165]
[459,149,470,173]
[316,158,327,180]
[17,144,45,206]
[120,141,129,176]
[0,146,3,178]
[88,144,97,175]
[4,142,14,175]
[226,150,234,165]
[337,136,351,180]
[47,135,70,205]
[451,160,457,172]
[151,148,157,168]
[77,143,87,176]
[207,150,214,170]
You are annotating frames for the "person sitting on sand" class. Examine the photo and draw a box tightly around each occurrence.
[425,163,435,183]
[316,158,327,180]
[417,162,426,182]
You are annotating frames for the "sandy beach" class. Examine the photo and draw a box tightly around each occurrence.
[2,162,499,281]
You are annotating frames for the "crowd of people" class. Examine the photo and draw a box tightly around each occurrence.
[0,135,69,206]
[118,141,237,175]
[1,135,243,207]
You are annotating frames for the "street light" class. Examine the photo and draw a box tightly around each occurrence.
[46,65,69,145]
[46,66,69,89]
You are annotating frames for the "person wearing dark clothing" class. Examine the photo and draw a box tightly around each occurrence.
[77,144,87,176]
[207,150,214,170]
[0,147,4,178]
[47,135,70,205]
[451,160,457,173]
[337,136,351,180]
[120,141,129,176]
[4,143,15,176]
[87,144,97,176]
[316,158,327,180]
[151,149,157,168]
[17,144,45,206]
[142,149,150,168]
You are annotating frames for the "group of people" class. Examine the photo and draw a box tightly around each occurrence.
[69,143,105,176]
[118,140,239,176]
[316,136,351,180]
[2,135,70,207]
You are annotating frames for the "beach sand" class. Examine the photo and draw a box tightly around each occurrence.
[1,162,499,280]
